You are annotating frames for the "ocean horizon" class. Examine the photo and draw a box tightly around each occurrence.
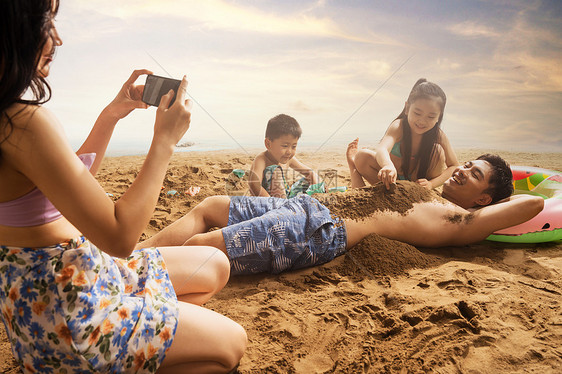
[98,137,562,158]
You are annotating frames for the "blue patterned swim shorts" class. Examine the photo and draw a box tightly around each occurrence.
[222,195,347,275]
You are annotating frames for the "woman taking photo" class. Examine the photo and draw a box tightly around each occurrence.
[0,1,246,372]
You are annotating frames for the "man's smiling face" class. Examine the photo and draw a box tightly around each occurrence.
[442,160,494,209]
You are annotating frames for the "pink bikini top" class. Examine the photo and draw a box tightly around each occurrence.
[0,153,96,227]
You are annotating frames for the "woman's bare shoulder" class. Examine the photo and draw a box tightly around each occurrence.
[4,103,38,122]
[2,104,67,166]
[4,104,63,139]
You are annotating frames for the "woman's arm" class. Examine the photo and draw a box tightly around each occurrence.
[5,77,192,258]
[77,69,153,175]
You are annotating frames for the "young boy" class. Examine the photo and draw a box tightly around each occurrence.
[249,114,318,198]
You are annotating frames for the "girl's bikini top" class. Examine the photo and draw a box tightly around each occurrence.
[0,153,96,227]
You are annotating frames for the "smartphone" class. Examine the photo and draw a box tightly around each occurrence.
[142,74,181,107]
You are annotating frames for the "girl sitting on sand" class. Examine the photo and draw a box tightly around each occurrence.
[0,1,245,373]
[347,78,459,190]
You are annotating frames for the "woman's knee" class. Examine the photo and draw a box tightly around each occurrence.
[160,305,247,373]
[204,246,230,290]
[181,244,230,291]
[221,322,248,371]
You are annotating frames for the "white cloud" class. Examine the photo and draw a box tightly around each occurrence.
[448,21,500,38]
[436,58,461,71]
[69,0,373,43]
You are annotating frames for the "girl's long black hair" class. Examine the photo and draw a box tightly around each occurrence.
[394,78,447,180]
[0,0,59,156]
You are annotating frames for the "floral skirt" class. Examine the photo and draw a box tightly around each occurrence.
[0,237,178,373]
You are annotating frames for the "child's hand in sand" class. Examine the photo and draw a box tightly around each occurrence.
[378,165,397,190]
[416,178,433,190]
[346,138,359,166]
[107,69,153,119]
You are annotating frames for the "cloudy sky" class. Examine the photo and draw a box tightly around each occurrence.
[45,0,562,155]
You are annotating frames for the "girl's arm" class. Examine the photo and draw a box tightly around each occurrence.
[248,154,270,197]
[288,157,319,185]
[420,130,460,189]
[77,69,153,175]
[375,120,402,189]
[5,78,192,258]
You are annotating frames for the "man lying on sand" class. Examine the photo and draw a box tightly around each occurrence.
[137,154,544,275]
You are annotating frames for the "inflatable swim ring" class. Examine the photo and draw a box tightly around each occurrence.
[487,165,562,243]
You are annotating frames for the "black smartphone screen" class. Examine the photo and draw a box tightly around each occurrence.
[142,74,181,107]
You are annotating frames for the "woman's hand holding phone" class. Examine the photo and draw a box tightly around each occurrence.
[106,69,154,120]
[153,76,192,150]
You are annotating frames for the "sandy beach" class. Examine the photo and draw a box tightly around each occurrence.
[1,148,561,373]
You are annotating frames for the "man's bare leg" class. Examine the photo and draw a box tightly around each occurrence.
[185,229,228,254]
[136,196,231,249]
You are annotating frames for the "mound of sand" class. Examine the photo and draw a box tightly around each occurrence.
[316,181,442,220]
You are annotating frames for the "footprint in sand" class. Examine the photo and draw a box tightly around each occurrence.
[294,353,333,373]
[436,279,478,294]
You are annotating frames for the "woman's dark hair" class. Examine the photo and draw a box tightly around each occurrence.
[0,0,59,154]
[394,78,447,180]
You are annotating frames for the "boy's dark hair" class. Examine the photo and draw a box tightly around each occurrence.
[265,114,302,140]
[477,153,514,203]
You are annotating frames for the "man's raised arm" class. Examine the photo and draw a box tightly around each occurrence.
[453,195,544,245]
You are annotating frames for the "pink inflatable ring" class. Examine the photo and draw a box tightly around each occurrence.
[487,166,562,243]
